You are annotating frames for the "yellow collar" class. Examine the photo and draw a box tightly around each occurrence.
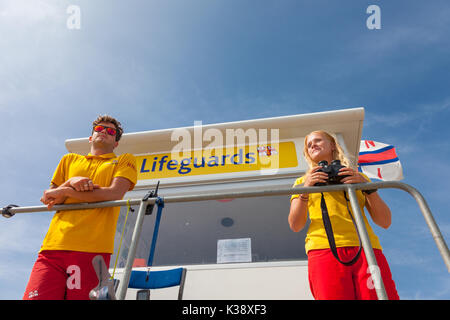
[85,152,116,159]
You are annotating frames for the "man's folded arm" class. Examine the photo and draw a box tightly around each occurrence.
[41,177,132,209]
[64,176,131,202]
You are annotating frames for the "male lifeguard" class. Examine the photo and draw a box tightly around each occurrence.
[23,115,137,300]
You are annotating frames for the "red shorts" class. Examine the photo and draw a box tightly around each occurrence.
[23,250,111,300]
[307,247,399,300]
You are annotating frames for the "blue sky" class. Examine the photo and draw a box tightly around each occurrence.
[0,0,449,300]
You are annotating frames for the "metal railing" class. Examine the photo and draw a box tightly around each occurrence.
[3,181,449,300]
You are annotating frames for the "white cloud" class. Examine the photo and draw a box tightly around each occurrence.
[385,247,429,267]
[0,1,69,110]
[0,216,49,255]
[0,0,62,24]
[399,275,450,300]
[366,98,450,127]
[356,4,450,57]
[0,215,49,299]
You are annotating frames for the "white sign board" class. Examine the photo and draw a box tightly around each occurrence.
[217,238,252,264]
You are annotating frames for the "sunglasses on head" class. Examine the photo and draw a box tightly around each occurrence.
[93,125,117,136]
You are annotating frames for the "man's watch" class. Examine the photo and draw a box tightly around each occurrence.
[362,189,377,195]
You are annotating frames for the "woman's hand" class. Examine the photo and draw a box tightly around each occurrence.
[303,166,329,187]
[338,167,391,228]
[339,167,367,184]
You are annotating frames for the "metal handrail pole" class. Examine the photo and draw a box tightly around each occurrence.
[157,182,397,204]
[1,182,416,214]
[3,199,142,215]
[3,181,449,278]
[4,183,449,272]
[4,183,448,268]
[345,181,449,272]
[346,186,388,300]
[116,198,154,300]
[385,182,450,272]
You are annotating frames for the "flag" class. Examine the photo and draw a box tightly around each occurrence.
[358,140,404,181]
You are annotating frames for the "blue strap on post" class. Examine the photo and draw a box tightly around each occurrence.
[147,197,164,267]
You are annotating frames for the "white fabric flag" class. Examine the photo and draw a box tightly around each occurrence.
[358,140,404,181]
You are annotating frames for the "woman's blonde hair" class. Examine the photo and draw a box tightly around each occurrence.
[303,130,354,172]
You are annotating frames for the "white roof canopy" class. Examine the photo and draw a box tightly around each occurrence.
[65,107,365,187]
[65,107,364,158]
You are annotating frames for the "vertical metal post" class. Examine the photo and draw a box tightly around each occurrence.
[117,199,149,300]
[401,184,450,272]
[346,186,389,300]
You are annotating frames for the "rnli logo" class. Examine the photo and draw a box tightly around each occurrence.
[126,162,136,170]
[28,290,39,299]
[257,146,277,157]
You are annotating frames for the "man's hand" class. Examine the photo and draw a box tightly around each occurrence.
[40,187,71,209]
[41,177,132,209]
[65,176,100,192]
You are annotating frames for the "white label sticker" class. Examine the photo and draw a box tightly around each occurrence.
[217,238,252,264]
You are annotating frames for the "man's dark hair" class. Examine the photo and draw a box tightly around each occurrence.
[92,114,123,141]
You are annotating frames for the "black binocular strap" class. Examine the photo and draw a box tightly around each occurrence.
[320,192,362,266]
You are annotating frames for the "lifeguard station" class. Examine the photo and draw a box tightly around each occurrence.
[4,107,448,300]
[65,107,368,299]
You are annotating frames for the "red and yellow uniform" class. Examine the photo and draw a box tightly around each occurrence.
[24,152,137,300]
[291,173,381,254]
[291,174,399,300]
[41,152,137,254]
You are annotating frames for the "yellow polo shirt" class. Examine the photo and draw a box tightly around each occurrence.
[291,174,382,254]
[40,152,137,254]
